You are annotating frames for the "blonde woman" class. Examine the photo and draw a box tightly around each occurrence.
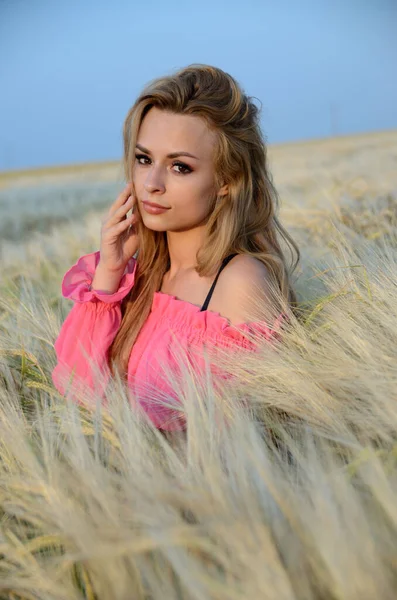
[52,63,300,432]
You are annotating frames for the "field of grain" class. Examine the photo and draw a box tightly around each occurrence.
[0,129,396,599]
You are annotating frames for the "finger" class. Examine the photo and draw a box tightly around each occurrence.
[106,193,135,227]
[107,183,134,217]
[113,194,136,222]
[112,213,136,234]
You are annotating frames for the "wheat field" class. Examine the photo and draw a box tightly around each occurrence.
[0,129,396,599]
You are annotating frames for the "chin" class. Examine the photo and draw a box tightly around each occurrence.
[141,218,168,232]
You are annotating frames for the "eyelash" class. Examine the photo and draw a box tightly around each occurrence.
[134,153,192,175]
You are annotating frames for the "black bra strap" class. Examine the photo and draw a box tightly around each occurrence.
[200,253,238,312]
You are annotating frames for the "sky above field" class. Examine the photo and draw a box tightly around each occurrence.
[1,0,396,171]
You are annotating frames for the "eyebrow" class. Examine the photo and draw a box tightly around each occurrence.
[135,143,200,160]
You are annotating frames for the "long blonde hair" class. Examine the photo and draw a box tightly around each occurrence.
[108,63,300,381]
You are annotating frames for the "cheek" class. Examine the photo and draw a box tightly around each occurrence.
[179,193,211,215]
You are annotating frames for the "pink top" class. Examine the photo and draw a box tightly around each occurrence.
[52,250,285,431]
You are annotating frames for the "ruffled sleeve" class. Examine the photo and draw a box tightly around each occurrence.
[195,312,287,386]
[51,251,136,401]
[149,292,287,397]
[208,315,285,349]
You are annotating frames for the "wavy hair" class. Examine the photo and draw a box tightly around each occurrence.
[108,64,300,381]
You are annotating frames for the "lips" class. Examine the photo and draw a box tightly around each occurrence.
[142,201,170,209]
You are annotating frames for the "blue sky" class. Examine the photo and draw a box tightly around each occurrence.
[1,0,396,171]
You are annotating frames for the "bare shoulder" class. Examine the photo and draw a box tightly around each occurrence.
[223,254,269,279]
[213,254,277,325]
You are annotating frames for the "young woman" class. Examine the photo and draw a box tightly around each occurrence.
[52,63,300,432]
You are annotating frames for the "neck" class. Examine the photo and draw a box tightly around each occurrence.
[166,226,206,279]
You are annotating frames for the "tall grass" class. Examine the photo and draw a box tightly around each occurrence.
[0,131,396,599]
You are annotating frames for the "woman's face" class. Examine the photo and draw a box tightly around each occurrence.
[132,107,226,232]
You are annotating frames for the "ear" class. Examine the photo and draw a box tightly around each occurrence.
[217,183,229,197]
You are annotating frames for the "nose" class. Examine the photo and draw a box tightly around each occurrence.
[144,166,166,194]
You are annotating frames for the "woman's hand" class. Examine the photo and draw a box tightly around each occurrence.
[99,182,140,273]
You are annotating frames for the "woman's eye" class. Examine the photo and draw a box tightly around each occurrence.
[134,154,191,174]
[173,162,192,174]
[135,154,150,165]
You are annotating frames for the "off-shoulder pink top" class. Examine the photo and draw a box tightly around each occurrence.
[52,251,285,431]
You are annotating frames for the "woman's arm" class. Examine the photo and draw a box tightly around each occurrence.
[52,251,136,404]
